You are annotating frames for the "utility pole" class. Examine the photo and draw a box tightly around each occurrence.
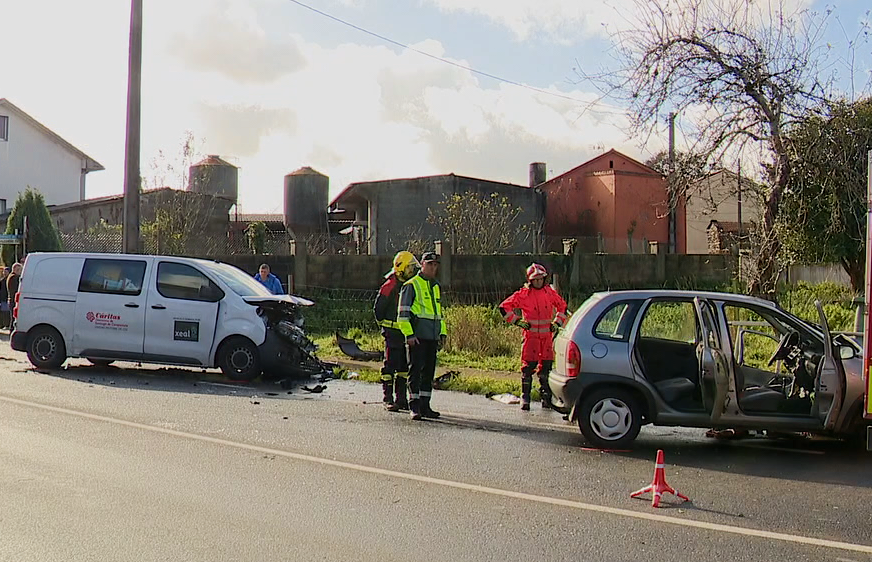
[667,112,676,254]
[863,149,872,431]
[122,0,143,254]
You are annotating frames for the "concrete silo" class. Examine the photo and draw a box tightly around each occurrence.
[284,167,328,234]
[188,155,239,202]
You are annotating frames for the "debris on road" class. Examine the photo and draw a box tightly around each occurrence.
[433,370,460,389]
[302,384,326,394]
[489,393,521,405]
[335,332,384,361]
[346,371,361,380]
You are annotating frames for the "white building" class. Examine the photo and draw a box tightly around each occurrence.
[685,169,764,254]
[0,98,103,213]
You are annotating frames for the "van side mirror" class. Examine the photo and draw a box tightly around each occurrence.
[839,345,856,360]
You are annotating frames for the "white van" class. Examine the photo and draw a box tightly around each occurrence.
[11,253,324,381]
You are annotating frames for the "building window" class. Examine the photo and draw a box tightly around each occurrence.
[0,115,8,141]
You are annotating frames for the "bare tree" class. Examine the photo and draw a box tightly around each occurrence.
[428,192,532,254]
[584,0,854,299]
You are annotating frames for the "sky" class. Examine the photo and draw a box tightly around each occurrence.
[1,0,869,213]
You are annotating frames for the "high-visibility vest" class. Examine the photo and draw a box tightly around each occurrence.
[378,319,401,330]
[398,274,447,338]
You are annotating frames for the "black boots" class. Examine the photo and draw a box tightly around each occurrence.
[421,397,440,419]
[394,376,409,411]
[383,381,399,411]
[409,399,422,420]
[521,378,532,411]
[409,398,439,420]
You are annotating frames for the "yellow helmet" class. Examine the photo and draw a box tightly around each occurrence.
[391,251,421,280]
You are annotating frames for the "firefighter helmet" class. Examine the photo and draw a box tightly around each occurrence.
[392,251,421,280]
[526,263,547,281]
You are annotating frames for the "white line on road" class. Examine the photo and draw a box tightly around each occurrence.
[3,394,870,555]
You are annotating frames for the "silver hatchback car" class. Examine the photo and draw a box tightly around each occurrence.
[548,290,869,448]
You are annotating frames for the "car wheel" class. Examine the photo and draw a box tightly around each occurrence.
[87,358,115,367]
[217,337,261,382]
[26,326,67,369]
[578,387,641,448]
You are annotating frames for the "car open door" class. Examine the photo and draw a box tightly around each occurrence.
[695,298,731,422]
[813,300,846,430]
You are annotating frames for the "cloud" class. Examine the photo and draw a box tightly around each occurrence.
[170,2,306,82]
[197,104,297,157]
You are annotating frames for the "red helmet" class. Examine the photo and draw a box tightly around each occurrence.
[526,263,547,281]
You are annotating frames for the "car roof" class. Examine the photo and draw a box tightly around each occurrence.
[591,289,778,308]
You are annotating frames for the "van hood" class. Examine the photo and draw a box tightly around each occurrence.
[244,295,314,307]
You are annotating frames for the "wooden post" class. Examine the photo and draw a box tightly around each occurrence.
[122,0,143,254]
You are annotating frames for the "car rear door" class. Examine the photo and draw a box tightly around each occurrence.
[813,300,846,430]
[694,297,731,422]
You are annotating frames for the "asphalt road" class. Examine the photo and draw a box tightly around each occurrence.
[1,351,870,561]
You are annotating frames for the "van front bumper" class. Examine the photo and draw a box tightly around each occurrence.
[10,330,27,352]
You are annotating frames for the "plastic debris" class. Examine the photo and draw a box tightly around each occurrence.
[490,393,521,405]
[346,371,361,380]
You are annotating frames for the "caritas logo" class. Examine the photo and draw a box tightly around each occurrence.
[86,312,120,322]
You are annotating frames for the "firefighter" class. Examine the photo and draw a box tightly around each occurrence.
[499,263,568,410]
[397,252,447,421]
[374,251,420,411]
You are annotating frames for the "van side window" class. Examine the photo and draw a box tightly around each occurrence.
[78,259,146,296]
[157,262,224,302]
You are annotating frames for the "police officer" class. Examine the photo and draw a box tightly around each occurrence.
[374,251,420,411]
[397,252,447,421]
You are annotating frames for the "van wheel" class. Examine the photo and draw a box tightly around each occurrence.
[578,387,641,449]
[217,337,261,382]
[87,358,115,367]
[26,326,67,370]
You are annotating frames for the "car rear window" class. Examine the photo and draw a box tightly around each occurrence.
[594,300,640,341]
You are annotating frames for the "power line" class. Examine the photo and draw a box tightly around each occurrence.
[285,0,620,114]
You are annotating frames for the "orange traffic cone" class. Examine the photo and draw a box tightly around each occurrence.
[630,449,689,508]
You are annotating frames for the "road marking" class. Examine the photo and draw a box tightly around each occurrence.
[3,394,871,555]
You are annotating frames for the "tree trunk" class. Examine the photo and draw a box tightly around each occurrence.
[841,257,864,294]
[748,151,790,302]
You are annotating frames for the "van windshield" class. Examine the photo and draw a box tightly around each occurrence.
[201,262,274,297]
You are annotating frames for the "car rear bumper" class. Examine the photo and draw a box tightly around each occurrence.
[10,330,27,352]
[548,370,582,415]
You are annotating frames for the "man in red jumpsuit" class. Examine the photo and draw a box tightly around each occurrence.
[499,263,568,410]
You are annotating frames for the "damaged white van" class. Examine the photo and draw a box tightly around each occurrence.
[11,253,329,381]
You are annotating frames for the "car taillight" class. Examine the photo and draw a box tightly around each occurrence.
[13,292,19,318]
[566,340,581,378]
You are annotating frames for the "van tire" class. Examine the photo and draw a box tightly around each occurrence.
[578,387,641,449]
[217,337,261,382]
[26,326,67,370]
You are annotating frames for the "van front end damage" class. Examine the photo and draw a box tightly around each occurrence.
[250,298,335,381]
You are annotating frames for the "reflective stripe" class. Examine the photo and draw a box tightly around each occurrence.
[409,392,420,399]
[379,319,400,330]
[420,390,432,397]
[380,374,393,382]
[504,311,519,324]
[395,372,408,379]
[529,319,550,325]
